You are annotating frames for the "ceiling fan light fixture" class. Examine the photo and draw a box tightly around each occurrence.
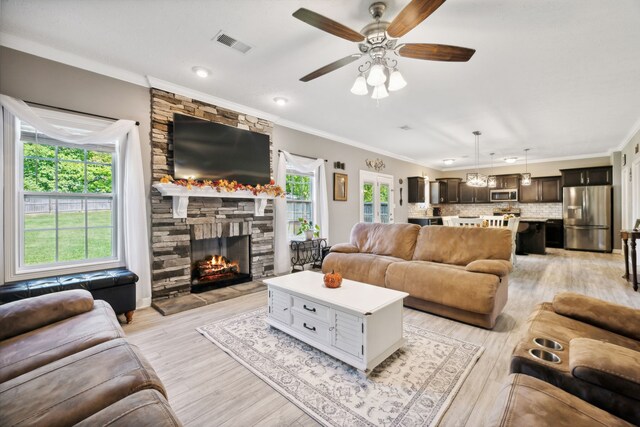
[366,63,387,87]
[350,74,369,95]
[387,69,407,91]
[371,84,389,100]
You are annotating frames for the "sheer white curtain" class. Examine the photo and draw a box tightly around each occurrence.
[274,150,329,274]
[0,95,152,308]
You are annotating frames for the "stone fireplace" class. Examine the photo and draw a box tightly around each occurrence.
[190,228,252,293]
[150,89,274,301]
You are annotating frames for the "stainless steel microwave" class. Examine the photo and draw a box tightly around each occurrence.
[490,189,518,202]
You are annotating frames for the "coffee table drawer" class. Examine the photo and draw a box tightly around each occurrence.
[291,312,331,345]
[292,295,330,322]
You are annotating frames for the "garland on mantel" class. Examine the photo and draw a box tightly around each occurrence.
[159,175,286,197]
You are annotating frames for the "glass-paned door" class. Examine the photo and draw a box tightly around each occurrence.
[360,171,394,224]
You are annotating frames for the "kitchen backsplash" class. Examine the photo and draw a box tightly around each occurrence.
[409,202,563,219]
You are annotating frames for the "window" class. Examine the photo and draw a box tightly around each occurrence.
[285,170,314,238]
[12,116,119,273]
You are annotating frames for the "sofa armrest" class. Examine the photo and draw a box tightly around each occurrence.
[0,289,94,341]
[330,243,360,254]
[553,292,640,341]
[570,338,640,400]
[465,259,512,277]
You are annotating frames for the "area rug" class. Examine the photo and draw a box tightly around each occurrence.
[197,309,483,426]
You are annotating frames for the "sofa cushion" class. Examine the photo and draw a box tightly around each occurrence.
[75,390,182,427]
[525,303,640,352]
[466,259,512,277]
[0,289,94,341]
[0,300,124,383]
[329,243,360,253]
[322,252,403,286]
[412,226,512,266]
[349,222,421,260]
[487,374,633,427]
[0,339,165,426]
[570,338,640,401]
[552,293,640,341]
[385,260,502,314]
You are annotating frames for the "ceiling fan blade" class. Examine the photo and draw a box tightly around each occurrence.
[387,0,446,38]
[398,43,475,61]
[300,54,362,82]
[293,8,365,42]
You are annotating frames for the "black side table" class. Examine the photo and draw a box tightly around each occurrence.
[290,238,328,272]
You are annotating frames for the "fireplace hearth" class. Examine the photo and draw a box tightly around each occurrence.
[191,235,252,294]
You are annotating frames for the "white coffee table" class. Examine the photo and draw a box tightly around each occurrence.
[264,271,408,373]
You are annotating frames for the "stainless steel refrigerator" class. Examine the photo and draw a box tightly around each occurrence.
[563,185,612,252]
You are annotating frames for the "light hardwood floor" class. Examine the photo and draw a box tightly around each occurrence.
[125,249,638,426]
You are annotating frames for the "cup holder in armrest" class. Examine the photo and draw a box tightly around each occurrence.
[528,348,561,364]
[533,337,564,351]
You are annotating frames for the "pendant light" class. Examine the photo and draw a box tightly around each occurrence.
[521,148,532,186]
[488,152,497,188]
[466,131,488,187]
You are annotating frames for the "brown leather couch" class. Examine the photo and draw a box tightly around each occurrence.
[510,292,640,425]
[0,290,182,426]
[487,374,633,426]
[322,223,513,328]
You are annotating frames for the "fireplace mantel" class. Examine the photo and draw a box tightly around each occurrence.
[153,183,274,218]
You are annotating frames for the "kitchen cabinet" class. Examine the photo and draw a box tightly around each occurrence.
[408,218,442,226]
[519,176,562,203]
[459,183,489,203]
[407,176,427,203]
[560,166,612,187]
[495,175,520,189]
[435,178,461,203]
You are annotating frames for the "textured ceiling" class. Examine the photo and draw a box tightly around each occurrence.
[1,0,639,169]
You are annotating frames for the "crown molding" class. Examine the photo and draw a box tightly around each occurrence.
[1,33,630,172]
[275,118,432,168]
[440,151,612,172]
[614,117,640,152]
[0,32,148,87]
[146,76,281,123]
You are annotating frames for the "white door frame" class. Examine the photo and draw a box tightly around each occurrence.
[622,166,631,229]
[632,157,640,226]
[359,170,395,224]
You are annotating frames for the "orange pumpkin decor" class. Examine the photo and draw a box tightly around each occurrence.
[324,270,342,288]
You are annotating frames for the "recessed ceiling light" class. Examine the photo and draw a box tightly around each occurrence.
[443,159,455,166]
[273,97,288,106]
[192,66,210,78]
[504,157,518,164]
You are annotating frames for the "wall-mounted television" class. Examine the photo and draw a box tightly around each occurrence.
[172,113,271,185]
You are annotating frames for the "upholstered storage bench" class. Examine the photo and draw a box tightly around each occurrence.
[0,267,138,323]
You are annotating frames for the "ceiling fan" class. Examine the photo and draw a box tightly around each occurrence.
[293,0,475,97]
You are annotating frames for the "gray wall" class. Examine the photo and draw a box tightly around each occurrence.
[0,47,152,195]
[273,125,438,243]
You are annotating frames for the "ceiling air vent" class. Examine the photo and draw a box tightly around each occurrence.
[213,31,252,54]
[399,125,412,131]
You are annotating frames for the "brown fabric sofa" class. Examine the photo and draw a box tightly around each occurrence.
[322,223,513,328]
[510,292,640,424]
[487,374,633,426]
[0,290,182,426]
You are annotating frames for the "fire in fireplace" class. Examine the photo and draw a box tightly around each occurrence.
[191,236,252,293]
[195,255,239,282]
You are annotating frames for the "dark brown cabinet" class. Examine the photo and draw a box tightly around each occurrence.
[435,178,461,203]
[519,176,562,203]
[561,166,612,187]
[407,176,426,203]
[495,174,520,189]
[459,183,490,203]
